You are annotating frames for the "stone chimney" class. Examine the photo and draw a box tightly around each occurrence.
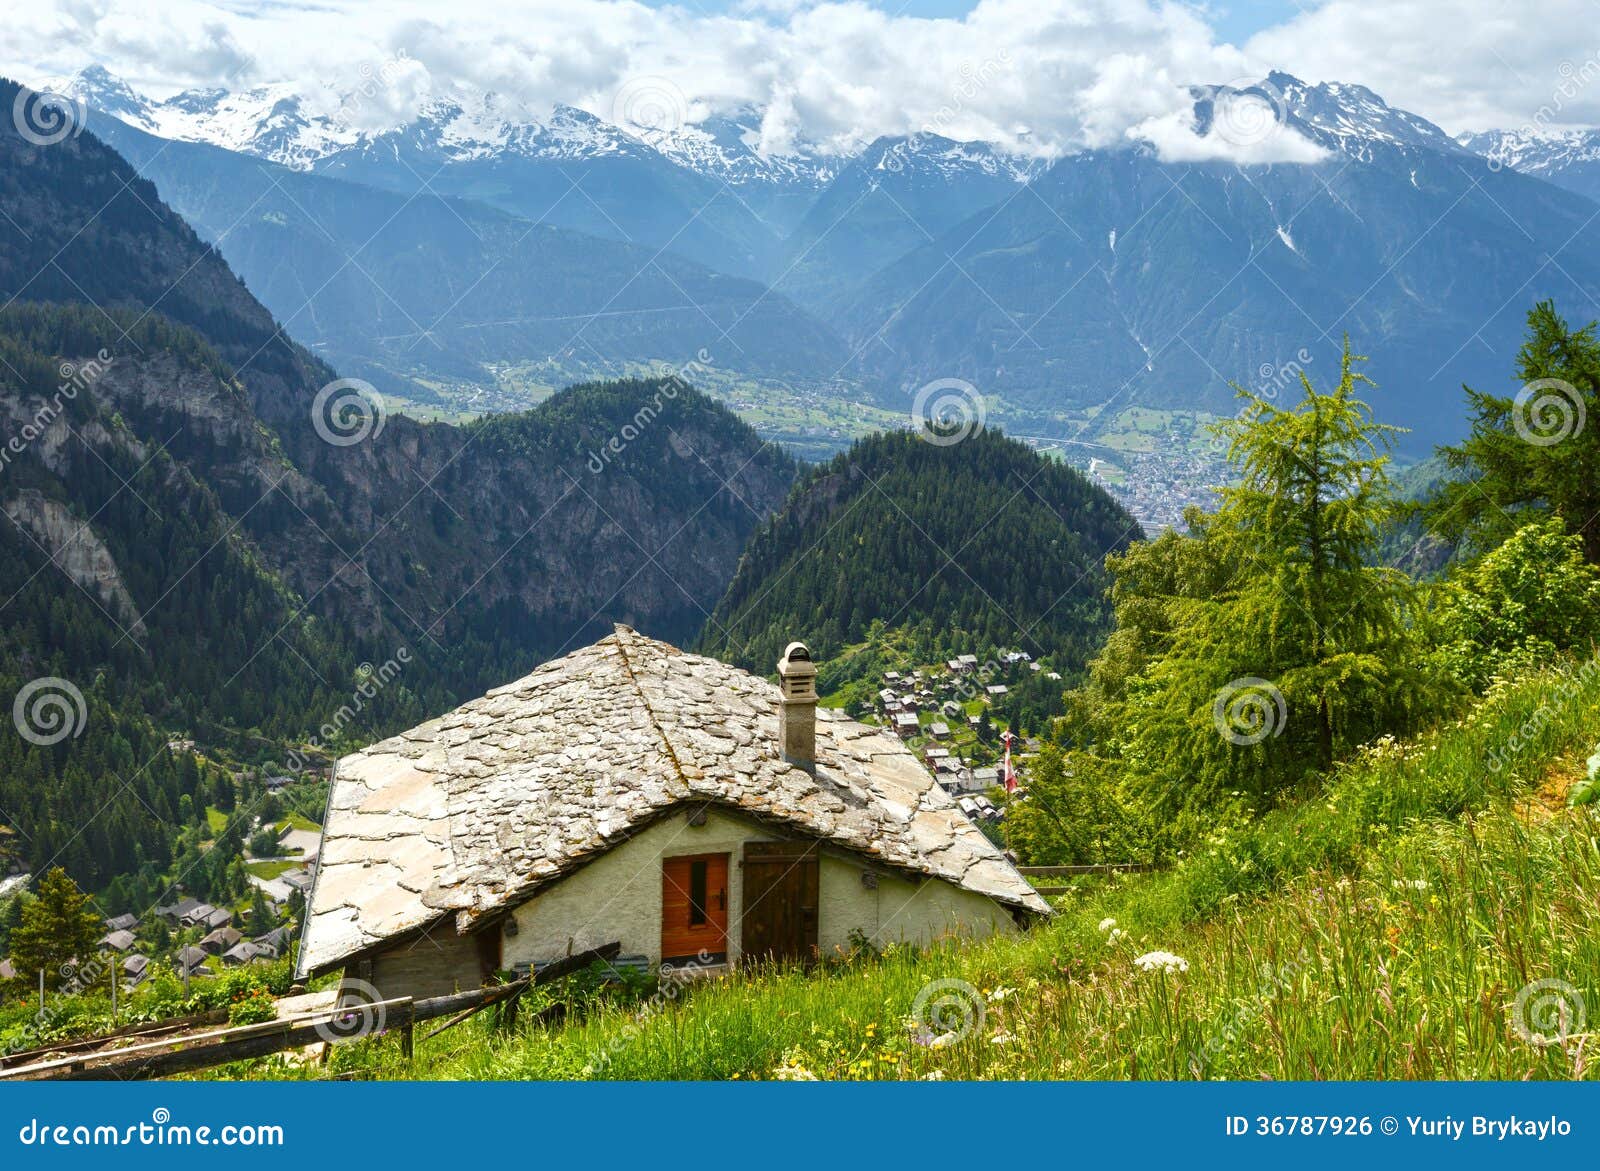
[776,641,818,773]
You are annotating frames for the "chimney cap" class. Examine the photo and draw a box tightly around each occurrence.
[779,641,813,666]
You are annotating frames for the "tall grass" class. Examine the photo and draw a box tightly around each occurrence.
[235,659,1600,1082]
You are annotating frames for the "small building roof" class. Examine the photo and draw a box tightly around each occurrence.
[201,926,243,950]
[156,896,201,921]
[298,627,1049,977]
[254,927,291,950]
[223,941,266,964]
[104,913,137,932]
[99,929,136,952]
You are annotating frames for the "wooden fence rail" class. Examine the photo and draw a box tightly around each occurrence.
[0,941,621,1082]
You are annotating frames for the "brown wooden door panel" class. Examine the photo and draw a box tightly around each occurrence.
[741,840,819,967]
[661,853,729,963]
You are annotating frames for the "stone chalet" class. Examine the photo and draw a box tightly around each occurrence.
[296,627,1047,1001]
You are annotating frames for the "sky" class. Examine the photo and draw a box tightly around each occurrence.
[4,0,1598,159]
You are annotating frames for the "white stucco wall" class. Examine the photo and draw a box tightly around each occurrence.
[501,805,1020,970]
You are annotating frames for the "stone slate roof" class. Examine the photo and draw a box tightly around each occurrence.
[297,626,1049,977]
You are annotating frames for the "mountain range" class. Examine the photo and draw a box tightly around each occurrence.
[50,66,1600,466]
[0,74,799,710]
[0,78,1138,892]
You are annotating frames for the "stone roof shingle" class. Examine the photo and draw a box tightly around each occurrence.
[297,627,1048,976]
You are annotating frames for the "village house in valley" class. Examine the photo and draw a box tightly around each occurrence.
[296,627,1048,1000]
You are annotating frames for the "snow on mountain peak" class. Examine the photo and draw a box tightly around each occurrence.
[1178,72,1464,165]
[60,63,1502,188]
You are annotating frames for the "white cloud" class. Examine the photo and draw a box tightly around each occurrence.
[1131,94,1329,164]
[2,0,1597,162]
[1245,0,1600,134]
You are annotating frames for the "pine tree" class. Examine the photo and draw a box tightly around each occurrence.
[7,868,102,991]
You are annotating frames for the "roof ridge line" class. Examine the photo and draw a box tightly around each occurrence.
[610,626,694,791]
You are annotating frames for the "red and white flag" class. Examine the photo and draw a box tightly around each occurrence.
[1001,730,1018,793]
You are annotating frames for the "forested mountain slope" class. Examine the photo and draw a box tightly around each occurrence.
[0,80,797,895]
[701,428,1140,675]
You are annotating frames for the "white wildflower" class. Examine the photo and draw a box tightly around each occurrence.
[986,985,1017,1004]
[1106,928,1126,944]
[774,1062,818,1081]
[1135,950,1189,974]
[922,1070,947,1081]
[989,1030,1017,1045]
[1097,917,1117,932]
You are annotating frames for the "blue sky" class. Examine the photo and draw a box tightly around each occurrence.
[640,0,1306,44]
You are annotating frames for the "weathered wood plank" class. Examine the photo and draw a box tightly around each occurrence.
[0,1006,231,1068]
[0,942,624,1082]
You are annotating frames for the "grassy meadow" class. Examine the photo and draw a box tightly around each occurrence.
[224,657,1599,1082]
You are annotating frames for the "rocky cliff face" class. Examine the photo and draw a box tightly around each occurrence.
[3,489,147,641]
[0,81,798,708]
[2,319,795,697]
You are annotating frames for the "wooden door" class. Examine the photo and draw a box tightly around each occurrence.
[740,841,820,967]
[661,853,729,964]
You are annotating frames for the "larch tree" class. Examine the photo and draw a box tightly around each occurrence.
[1116,341,1437,814]
[1433,301,1600,562]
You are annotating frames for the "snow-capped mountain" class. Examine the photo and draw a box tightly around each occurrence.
[1201,71,1469,163]
[51,61,1600,464]
[864,133,1042,183]
[1456,127,1600,203]
[70,65,363,168]
[632,107,840,189]
[65,66,841,185]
